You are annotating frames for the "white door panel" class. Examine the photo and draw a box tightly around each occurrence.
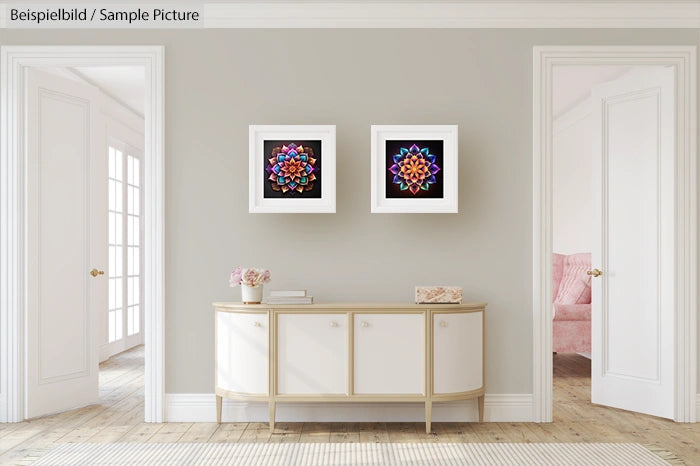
[354,313,424,394]
[27,69,103,418]
[277,314,346,395]
[591,66,675,418]
[216,312,268,394]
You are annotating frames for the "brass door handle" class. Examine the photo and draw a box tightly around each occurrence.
[90,268,105,277]
[587,268,603,277]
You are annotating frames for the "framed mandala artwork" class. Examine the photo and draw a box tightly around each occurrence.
[249,125,336,213]
[371,125,458,213]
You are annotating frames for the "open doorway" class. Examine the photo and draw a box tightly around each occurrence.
[23,65,145,419]
[551,65,632,412]
[552,63,680,419]
[0,46,164,424]
[533,46,697,423]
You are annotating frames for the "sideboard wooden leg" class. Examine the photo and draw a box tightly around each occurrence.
[216,395,222,423]
[269,400,276,432]
[477,395,484,422]
[425,400,432,434]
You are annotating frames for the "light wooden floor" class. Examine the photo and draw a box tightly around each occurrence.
[1,347,698,464]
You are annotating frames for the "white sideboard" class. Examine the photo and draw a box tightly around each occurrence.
[213,302,486,433]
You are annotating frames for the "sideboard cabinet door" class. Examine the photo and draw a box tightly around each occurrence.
[433,311,483,394]
[277,313,347,395]
[216,312,268,394]
[354,313,424,394]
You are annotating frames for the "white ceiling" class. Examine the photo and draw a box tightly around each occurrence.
[552,65,632,118]
[72,66,145,117]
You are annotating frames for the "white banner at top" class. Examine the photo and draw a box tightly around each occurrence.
[3,3,203,28]
[1,2,699,29]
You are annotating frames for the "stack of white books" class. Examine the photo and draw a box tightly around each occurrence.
[264,290,314,304]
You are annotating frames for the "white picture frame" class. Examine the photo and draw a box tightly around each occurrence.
[249,125,336,213]
[371,125,458,213]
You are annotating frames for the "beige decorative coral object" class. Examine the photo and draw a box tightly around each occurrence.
[415,286,463,304]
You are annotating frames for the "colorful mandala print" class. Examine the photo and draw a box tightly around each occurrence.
[265,143,317,194]
[389,144,441,195]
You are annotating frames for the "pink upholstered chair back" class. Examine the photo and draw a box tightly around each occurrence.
[553,253,592,305]
[552,253,565,300]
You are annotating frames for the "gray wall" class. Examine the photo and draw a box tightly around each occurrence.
[1,29,698,395]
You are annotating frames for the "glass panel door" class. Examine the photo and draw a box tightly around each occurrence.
[108,142,143,349]
[108,147,124,343]
[126,154,141,336]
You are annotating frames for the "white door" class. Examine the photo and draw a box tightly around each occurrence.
[590,66,675,419]
[277,314,346,394]
[26,69,105,418]
[354,313,424,394]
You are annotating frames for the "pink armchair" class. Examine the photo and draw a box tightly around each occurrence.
[552,253,591,353]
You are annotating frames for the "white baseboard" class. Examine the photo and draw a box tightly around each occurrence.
[696,394,700,422]
[165,393,533,423]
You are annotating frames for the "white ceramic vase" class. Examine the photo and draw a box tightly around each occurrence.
[241,285,263,304]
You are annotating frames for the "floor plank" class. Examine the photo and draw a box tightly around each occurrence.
[358,422,390,443]
[178,423,219,443]
[299,422,332,443]
[118,423,163,443]
[238,423,272,443]
[387,422,419,443]
[208,423,247,443]
[329,423,360,443]
[146,423,192,443]
[269,422,303,443]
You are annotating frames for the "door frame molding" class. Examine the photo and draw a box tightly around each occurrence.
[532,46,697,422]
[0,45,165,422]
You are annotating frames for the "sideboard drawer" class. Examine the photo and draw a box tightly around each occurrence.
[433,311,483,394]
[354,313,424,394]
[277,313,347,395]
[216,312,268,394]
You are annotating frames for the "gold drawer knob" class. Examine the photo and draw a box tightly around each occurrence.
[329,321,338,328]
[361,321,369,328]
[587,268,603,277]
[90,268,104,277]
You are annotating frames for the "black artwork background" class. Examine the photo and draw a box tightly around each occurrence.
[385,140,444,199]
[263,140,322,199]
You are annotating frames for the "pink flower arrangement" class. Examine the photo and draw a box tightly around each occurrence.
[230,267,271,288]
